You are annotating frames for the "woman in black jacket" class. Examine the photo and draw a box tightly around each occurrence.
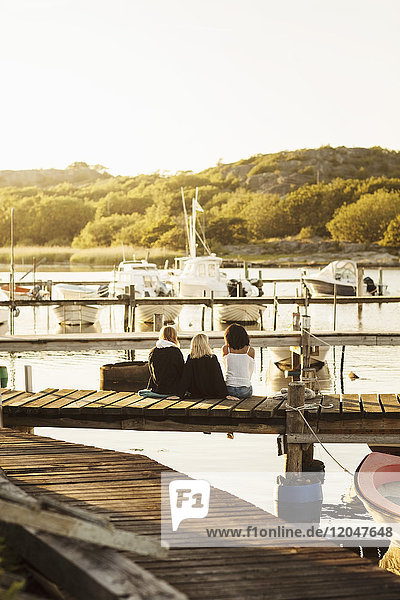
[178,333,228,399]
[144,325,184,397]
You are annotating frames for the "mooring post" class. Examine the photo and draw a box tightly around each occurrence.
[243,260,248,279]
[357,266,364,319]
[301,314,311,374]
[273,282,278,331]
[24,365,33,393]
[285,381,305,477]
[333,283,337,330]
[378,268,383,296]
[289,312,301,381]
[210,290,214,331]
[129,285,136,332]
[153,313,164,331]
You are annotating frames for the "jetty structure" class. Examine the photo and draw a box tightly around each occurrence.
[2,427,400,599]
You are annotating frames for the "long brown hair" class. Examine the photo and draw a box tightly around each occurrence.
[159,325,179,346]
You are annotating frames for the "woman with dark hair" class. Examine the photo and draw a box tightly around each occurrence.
[139,325,184,398]
[222,323,255,399]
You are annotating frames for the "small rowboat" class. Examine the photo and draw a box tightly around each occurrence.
[354,452,400,522]
[1,283,32,299]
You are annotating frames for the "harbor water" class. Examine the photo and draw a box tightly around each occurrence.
[1,265,400,528]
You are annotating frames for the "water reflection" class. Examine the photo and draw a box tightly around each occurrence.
[53,321,102,334]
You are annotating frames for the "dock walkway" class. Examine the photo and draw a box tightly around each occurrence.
[2,388,400,440]
[1,427,400,599]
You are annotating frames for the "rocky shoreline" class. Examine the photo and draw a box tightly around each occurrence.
[222,239,400,267]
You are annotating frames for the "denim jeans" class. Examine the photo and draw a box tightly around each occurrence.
[226,385,252,399]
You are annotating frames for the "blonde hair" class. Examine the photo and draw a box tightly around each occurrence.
[190,333,213,359]
[159,325,179,346]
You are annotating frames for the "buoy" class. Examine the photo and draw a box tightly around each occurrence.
[274,475,323,524]
[0,365,8,388]
[348,371,359,380]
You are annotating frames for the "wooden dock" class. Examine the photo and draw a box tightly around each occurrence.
[1,427,400,599]
[2,388,400,442]
[1,330,400,352]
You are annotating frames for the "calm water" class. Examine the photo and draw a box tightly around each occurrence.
[1,266,400,526]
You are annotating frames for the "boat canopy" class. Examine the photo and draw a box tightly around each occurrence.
[181,256,223,279]
[316,260,357,283]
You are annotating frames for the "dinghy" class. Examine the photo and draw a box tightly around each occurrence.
[354,452,400,522]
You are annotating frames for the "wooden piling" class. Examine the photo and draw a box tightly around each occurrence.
[285,381,305,477]
[129,285,136,332]
[24,365,33,393]
[153,314,164,332]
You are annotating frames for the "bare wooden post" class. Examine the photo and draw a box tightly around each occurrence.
[24,365,33,392]
[290,312,301,381]
[273,282,278,331]
[210,290,214,331]
[285,381,305,477]
[201,305,206,331]
[356,266,364,296]
[46,280,53,300]
[301,314,311,373]
[153,313,164,331]
[357,266,364,319]
[333,283,337,331]
[129,285,136,332]
[243,261,248,279]
[378,268,384,296]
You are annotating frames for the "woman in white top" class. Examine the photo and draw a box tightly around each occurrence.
[222,323,255,399]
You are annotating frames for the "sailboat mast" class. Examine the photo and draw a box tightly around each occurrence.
[189,188,198,258]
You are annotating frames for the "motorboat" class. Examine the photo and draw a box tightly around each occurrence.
[303,260,379,297]
[52,283,100,326]
[174,189,265,324]
[112,259,181,324]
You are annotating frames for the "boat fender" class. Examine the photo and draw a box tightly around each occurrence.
[0,365,8,387]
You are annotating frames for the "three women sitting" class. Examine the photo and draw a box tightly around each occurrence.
[145,323,254,400]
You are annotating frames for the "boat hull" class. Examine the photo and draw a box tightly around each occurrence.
[135,304,182,324]
[303,278,356,296]
[355,452,400,523]
[269,345,329,372]
[53,305,100,326]
[215,303,265,324]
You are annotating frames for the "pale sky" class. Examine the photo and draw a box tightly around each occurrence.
[0,0,399,176]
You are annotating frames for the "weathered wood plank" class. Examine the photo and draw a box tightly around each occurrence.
[1,389,56,408]
[37,390,96,410]
[360,393,384,416]
[341,393,361,415]
[253,397,286,417]
[230,395,267,417]
[379,393,400,416]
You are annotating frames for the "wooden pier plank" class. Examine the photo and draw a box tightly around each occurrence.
[360,393,384,416]
[61,390,120,410]
[163,399,207,416]
[100,393,141,409]
[208,397,245,416]
[252,396,286,417]
[230,395,267,417]
[143,398,182,416]
[186,399,223,416]
[341,393,361,415]
[35,390,97,410]
[1,389,56,408]
[379,393,400,416]
[22,389,78,409]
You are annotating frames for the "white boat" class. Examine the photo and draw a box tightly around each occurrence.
[52,283,100,326]
[303,260,381,296]
[0,308,8,326]
[268,345,329,372]
[112,259,181,324]
[173,189,265,324]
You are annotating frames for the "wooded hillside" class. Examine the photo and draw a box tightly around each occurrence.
[1,147,400,251]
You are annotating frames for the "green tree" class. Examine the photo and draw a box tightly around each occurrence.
[326,190,400,243]
[380,215,400,247]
